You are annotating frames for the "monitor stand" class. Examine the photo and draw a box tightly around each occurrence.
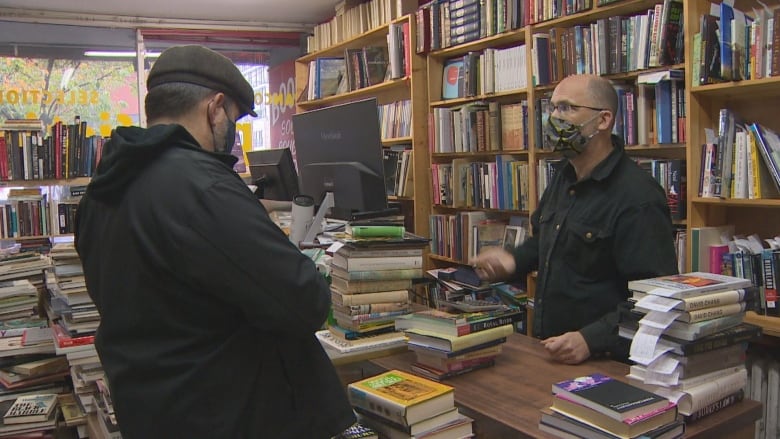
[299,192,335,246]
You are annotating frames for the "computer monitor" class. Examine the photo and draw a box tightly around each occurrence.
[246,148,300,201]
[292,98,389,221]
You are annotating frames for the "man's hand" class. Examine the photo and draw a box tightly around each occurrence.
[540,331,591,364]
[468,247,516,282]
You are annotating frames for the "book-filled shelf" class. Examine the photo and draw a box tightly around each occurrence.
[683,0,780,344]
[418,0,692,337]
[0,118,98,249]
[296,6,432,237]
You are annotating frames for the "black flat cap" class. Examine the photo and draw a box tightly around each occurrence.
[147,45,257,118]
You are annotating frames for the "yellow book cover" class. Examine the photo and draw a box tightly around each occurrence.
[347,369,455,426]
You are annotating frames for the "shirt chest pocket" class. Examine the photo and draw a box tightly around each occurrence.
[563,220,615,279]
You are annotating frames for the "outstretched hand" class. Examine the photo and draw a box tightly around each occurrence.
[540,331,591,364]
[468,247,516,282]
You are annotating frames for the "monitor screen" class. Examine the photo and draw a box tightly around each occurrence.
[246,148,300,201]
[292,98,388,220]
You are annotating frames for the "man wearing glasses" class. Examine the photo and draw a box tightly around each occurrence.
[470,74,677,364]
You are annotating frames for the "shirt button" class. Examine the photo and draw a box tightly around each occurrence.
[569,189,575,196]
[555,224,560,230]
[585,232,593,239]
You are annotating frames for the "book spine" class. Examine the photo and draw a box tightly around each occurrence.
[350,225,405,238]
[337,255,423,271]
[339,268,423,281]
[332,289,410,306]
[457,312,523,336]
[682,289,746,311]
[683,389,744,423]
[684,302,746,323]
[347,387,408,427]
[450,323,514,351]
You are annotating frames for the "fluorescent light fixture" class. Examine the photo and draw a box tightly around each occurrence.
[84,51,161,58]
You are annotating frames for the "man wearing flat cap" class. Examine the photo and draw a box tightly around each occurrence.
[75,45,356,438]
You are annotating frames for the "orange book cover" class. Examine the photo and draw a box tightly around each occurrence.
[347,369,454,426]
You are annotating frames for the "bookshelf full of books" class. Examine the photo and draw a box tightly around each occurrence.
[419,0,689,334]
[295,5,432,237]
[684,0,780,343]
[0,117,98,251]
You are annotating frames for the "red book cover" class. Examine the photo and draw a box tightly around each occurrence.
[51,323,94,348]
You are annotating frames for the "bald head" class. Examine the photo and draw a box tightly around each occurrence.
[558,74,619,116]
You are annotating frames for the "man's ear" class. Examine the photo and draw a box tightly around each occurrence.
[206,92,227,125]
[598,110,614,131]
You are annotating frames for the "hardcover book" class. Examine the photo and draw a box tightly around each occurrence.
[619,321,762,356]
[403,323,514,352]
[540,407,684,439]
[441,57,465,100]
[394,307,523,337]
[628,272,752,299]
[552,374,670,422]
[354,406,461,437]
[347,369,455,426]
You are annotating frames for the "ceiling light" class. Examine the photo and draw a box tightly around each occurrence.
[84,51,161,58]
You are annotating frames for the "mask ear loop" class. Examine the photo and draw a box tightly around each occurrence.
[570,111,606,152]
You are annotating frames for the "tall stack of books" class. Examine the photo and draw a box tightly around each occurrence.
[620,272,762,422]
[540,373,684,439]
[394,307,520,381]
[47,242,99,338]
[348,369,474,439]
[318,226,428,356]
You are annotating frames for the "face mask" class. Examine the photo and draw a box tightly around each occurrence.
[221,107,237,154]
[210,105,237,154]
[543,112,601,157]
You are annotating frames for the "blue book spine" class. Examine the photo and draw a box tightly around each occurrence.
[655,80,673,143]
[720,2,734,80]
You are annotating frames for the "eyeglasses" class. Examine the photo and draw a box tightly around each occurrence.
[549,102,606,114]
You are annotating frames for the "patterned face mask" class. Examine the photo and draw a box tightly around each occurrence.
[543,112,602,156]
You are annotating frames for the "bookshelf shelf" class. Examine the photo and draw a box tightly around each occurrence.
[297,77,411,109]
[382,136,413,145]
[428,254,469,265]
[690,76,780,99]
[531,0,664,31]
[299,21,396,62]
[295,14,430,238]
[691,197,780,208]
[428,31,525,59]
[433,205,529,215]
[429,89,528,107]
[745,312,780,338]
[0,177,90,188]
[432,151,530,160]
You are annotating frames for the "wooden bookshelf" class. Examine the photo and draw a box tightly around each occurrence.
[295,15,430,238]
[686,0,780,334]
[0,177,90,188]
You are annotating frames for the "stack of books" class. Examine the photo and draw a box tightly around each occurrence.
[46,242,98,339]
[348,369,474,439]
[0,393,60,437]
[319,227,428,355]
[395,307,520,381]
[620,272,762,421]
[540,373,684,439]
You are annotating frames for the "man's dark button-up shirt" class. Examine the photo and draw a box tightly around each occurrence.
[513,135,678,357]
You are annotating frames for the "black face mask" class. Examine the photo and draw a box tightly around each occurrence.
[543,112,601,158]
[220,106,237,154]
[211,105,237,154]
